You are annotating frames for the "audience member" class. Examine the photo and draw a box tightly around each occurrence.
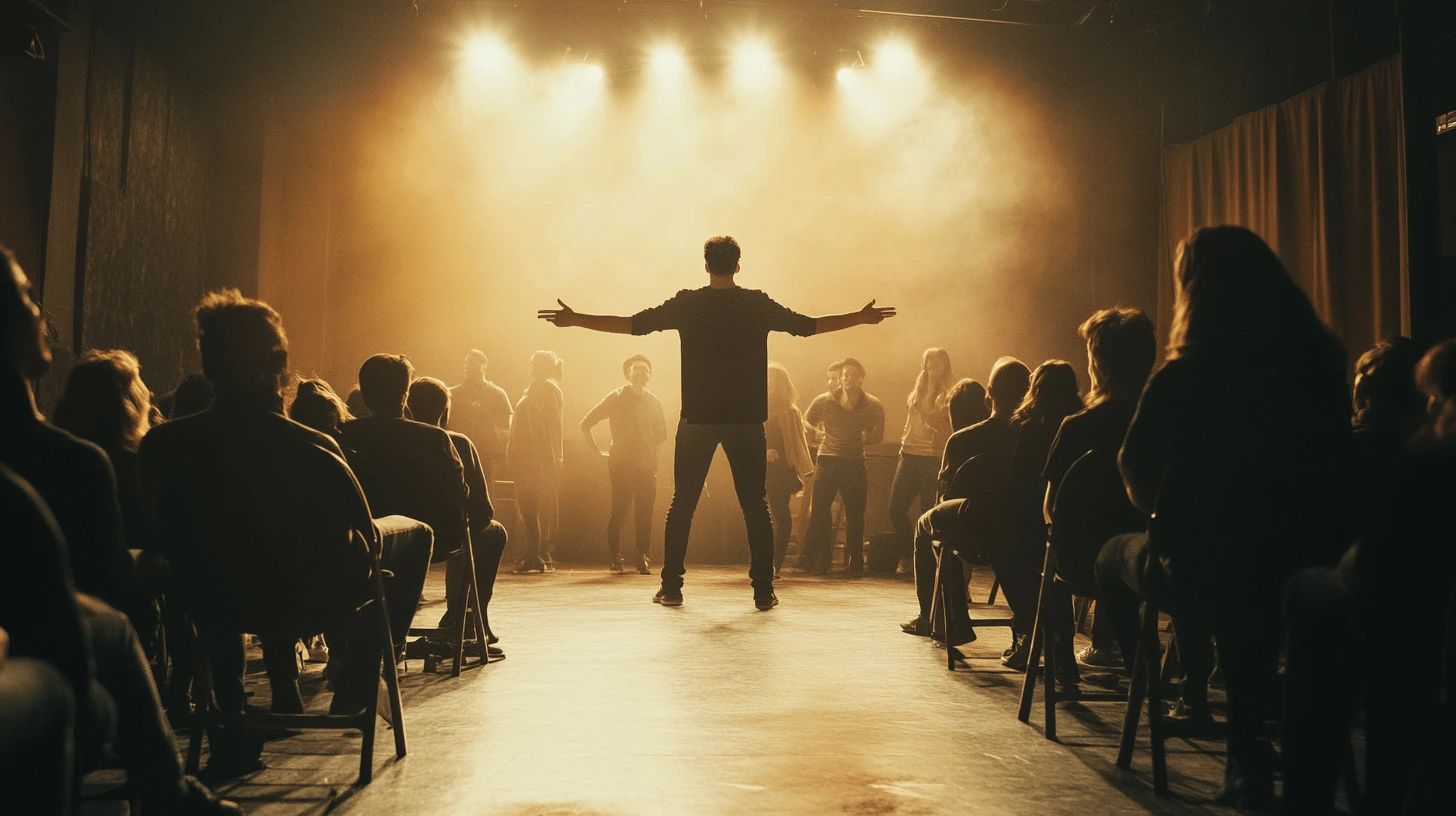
[998,360,1083,675]
[0,247,131,608]
[1040,307,1156,669]
[888,349,955,570]
[1094,226,1351,810]
[345,385,370,419]
[408,377,509,656]
[139,290,394,776]
[451,349,514,483]
[337,354,453,654]
[945,378,990,438]
[511,350,565,573]
[802,358,886,575]
[289,378,352,438]
[901,358,1030,638]
[170,372,214,419]
[1348,336,1428,534]
[764,363,814,577]
[580,355,669,574]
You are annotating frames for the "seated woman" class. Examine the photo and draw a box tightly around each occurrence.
[1093,226,1352,810]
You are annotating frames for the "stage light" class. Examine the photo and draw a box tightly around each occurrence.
[462,34,513,78]
[877,41,916,75]
[731,40,776,87]
[586,64,604,83]
[836,67,855,84]
[650,46,684,75]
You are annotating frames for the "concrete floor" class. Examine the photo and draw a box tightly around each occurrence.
[198,565,1238,816]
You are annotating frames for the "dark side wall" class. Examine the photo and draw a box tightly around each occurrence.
[7,0,263,411]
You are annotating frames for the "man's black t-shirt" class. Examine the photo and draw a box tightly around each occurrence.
[1042,397,1138,501]
[631,286,817,424]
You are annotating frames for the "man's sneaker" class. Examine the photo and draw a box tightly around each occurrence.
[755,591,779,610]
[609,556,626,574]
[901,616,931,637]
[1077,644,1122,668]
[637,553,651,575]
[653,588,683,606]
[1001,633,1030,671]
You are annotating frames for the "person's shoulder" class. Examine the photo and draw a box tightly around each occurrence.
[864,393,886,409]
[445,428,478,456]
[641,388,664,405]
[35,420,112,473]
[807,392,833,408]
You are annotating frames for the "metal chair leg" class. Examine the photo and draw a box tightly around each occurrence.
[1018,544,1054,724]
[1118,602,1153,770]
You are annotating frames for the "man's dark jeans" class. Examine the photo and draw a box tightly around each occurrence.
[440,520,508,635]
[802,456,869,570]
[889,453,938,560]
[913,499,1042,637]
[607,460,656,558]
[661,422,774,594]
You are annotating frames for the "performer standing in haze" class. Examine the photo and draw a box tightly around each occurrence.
[510,351,564,573]
[450,350,513,484]
[581,354,669,575]
[800,358,886,576]
[765,363,814,579]
[538,236,895,609]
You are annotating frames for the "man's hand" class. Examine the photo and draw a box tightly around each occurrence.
[860,300,896,324]
[538,300,579,328]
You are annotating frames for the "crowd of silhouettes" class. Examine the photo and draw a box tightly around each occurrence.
[3,221,1456,815]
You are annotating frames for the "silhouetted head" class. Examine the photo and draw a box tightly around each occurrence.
[986,357,1031,415]
[464,349,488,380]
[704,236,741,277]
[194,289,288,404]
[408,377,452,427]
[1416,339,1456,442]
[1079,307,1156,404]
[1012,360,1082,425]
[947,378,990,431]
[1169,227,1339,368]
[345,386,370,418]
[1353,337,1426,437]
[909,348,955,412]
[529,350,563,383]
[170,373,214,419]
[1,245,50,382]
[358,354,414,417]
[290,378,352,436]
[767,363,798,413]
[54,349,153,452]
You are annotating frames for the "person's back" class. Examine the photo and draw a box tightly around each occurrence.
[339,414,468,557]
[140,403,373,633]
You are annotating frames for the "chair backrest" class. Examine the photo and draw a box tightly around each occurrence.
[1050,448,1144,590]
[947,447,1015,505]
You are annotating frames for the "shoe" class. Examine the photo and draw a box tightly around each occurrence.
[486,627,499,645]
[846,562,863,578]
[1215,748,1277,812]
[637,553,651,575]
[404,637,451,659]
[461,641,506,659]
[1167,697,1215,727]
[609,556,625,574]
[197,730,266,784]
[175,776,245,815]
[755,591,779,610]
[1077,644,1122,668]
[653,588,683,607]
[542,558,557,572]
[1001,633,1030,671]
[514,559,545,574]
[901,616,931,637]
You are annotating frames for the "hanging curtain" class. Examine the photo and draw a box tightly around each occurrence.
[1160,55,1407,359]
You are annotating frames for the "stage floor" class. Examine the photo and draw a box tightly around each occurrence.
[192,565,1237,815]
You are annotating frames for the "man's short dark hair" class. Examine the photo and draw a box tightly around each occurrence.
[194,289,288,394]
[358,354,414,414]
[622,354,652,378]
[947,378,989,431]
[987,357,1031,409]
[1354,336,1426,426]
[407,376,451,426]
[704,236,741,276]
[1079,307,1156,400]
[837,357,865,376]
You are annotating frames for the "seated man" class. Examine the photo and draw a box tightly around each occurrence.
[2,463,240,814]
[140,289,401,777]
[902,358,1030,641]
[338,355,462,654]
[408,377,508,656]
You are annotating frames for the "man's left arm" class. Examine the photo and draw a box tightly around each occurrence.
[813,301,896,334]
[538,300,633,334]
[864,399,887,446]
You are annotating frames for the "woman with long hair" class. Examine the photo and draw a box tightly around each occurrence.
[288,378,353,438]
[764,363,813,578]
[511,350,565,573]
[1095,226,1350,808]
[887,348,955,565]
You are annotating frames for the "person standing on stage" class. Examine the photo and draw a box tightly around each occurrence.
[537,236,895,609]
[765,363,814,579]
[581,354,668,575]
[510,351,564,573]
[451,349,513,484]
[887,348,955,564]
[800,358,886,576]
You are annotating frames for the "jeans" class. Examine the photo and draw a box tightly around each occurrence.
[912,499,1041,636]
[377,516,434,652]
[888,453,938,561]
[440,520,508,635]
[607,460,656,558]
[1094,531,1282,767]
[0,657,74,815]
[766,464,797,571]
[516,465,560,564]
[802,456,869,571]
[661,422,774,594]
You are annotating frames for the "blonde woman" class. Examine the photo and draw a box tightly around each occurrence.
[511,350,564,572]
[764,364,813,578]
[887,348,954,561]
